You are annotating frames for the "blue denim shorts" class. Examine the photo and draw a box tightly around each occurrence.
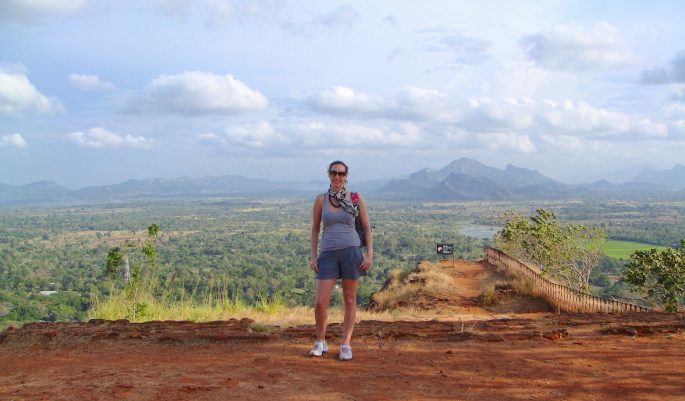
[316,246,365,280]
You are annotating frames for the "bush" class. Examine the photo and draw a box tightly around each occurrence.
[624,239,685,312]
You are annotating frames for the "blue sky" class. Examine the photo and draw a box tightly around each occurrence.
[1,0,684,188]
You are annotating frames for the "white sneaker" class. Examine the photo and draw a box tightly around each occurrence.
[308,340,328,357]
[339,344,352,361]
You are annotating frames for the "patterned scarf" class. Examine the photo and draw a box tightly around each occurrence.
[327,186,359,217]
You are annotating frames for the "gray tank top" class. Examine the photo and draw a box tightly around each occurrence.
[319,194,361,252]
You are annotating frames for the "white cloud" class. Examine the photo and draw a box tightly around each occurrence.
[521,22,636,70]
[632,119,669,138]
[68,73,116,91]
[0,133,27,148]
[202,1,359,34]
[126,71,267,115]
[478,133,536,153]
[540,100,629,134]
[284,120,424,150]
[423,29,491,65]
[207,0,240,26]
[195,122,285,149]
[539,100,667,139]
[662,104,685,139]
[308,86,675,143]
[319,5,360,30]
[640,51,685,84]
[540,134,583,151]
[671,87,685,101]
[309,85,456,122]
[224,121,280,148]
[291,121,423,149]
[194,132,226,145]
[0,0,86,21]
[394,86,455,121]
[196,120,425,154]
[664,103,685,119]
[69,127,153,149]
[461,97,534,132]
[205,0,285,27]
[669,120,685,138]
[309,86,383,115]
[0,69,64,114]
[443,127,469,144]
[282,4,361,35]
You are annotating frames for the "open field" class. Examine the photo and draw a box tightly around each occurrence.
[603,240,670,259]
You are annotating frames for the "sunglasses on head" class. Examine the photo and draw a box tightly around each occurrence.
[328,170,347,177]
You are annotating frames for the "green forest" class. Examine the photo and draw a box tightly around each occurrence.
[1,197,684,328]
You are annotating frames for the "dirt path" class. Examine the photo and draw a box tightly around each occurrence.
[2,314,684,401]
[444,259,488,298]
[403,259,549,318]
[1,337,684,401]
[2,260,683,400]
[443,259,493,308]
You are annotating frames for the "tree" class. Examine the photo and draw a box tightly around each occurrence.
[105,247,125,280]
[497,209,568,270]
[494,208,606,293]
[623,239,685,312]
[557,223,606,294]
[101,224,160,320]
[105,224,159,283]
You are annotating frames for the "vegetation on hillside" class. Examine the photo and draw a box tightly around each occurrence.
[367,265,455,311]
[494,208,606,293]
[0,199,484,328]
[1,198,684,327]
[623,239,685,312]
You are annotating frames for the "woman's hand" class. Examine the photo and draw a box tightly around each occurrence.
[310,258,319,272]
[359,253,373,272]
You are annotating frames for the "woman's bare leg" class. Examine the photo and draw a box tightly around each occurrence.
[314,279,336,340]
[340,278,358,345]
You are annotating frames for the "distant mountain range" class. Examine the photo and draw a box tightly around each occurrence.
[2,158,685,206]
[0,176,325,206]
[376,158,685,200]
[377,158,568,200]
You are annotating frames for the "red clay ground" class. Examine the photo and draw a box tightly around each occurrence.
[1,260,684,401]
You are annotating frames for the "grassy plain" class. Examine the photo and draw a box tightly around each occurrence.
[603,240,670,259]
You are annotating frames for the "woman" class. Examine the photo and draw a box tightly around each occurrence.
[309,160,373,361]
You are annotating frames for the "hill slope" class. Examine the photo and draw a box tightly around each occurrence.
[368,259,551,315]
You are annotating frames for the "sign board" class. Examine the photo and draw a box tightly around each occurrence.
[436,243,454,255]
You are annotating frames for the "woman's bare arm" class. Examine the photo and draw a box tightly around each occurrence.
[310,194,323,272]
[356,193,373,271]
